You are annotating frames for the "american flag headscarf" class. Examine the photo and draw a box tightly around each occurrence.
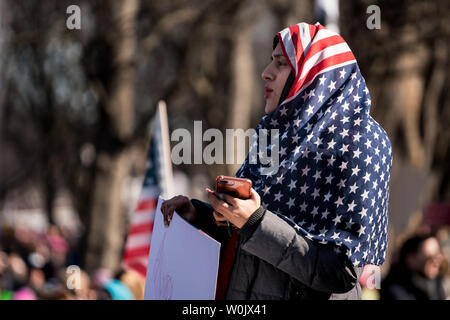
[235,22,393,267]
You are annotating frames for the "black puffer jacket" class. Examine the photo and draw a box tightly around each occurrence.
[191,199,363,300]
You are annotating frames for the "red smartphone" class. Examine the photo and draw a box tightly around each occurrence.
[215,175,252,199]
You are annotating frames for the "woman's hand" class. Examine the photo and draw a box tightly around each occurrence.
[205,188,261,229]
[161,195,197,227]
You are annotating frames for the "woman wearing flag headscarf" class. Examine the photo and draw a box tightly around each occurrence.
[161,22,393,300]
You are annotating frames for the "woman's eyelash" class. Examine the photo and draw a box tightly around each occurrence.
[270,57,287,66]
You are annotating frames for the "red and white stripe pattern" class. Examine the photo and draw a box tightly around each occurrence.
[122,188,158,277]
[277,22,356,104]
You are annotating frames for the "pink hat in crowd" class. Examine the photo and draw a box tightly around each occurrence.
[13,287,37,300]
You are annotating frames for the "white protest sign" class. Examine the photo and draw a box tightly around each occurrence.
[144,197,221,300]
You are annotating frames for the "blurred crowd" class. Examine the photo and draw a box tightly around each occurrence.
[0,225,145,300]
[360,225,450,300]
[1,222,449,300]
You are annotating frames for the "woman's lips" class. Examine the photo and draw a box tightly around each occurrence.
[264,87,273,99]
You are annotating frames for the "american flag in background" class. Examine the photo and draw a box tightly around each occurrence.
[122,101,173,277]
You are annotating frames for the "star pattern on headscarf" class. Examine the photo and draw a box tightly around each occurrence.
[237,63,392,267]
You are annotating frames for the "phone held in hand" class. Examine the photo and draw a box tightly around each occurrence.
[215,176,252,199]
[214,176,252,232]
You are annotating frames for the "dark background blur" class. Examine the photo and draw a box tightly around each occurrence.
[0,0,449,299]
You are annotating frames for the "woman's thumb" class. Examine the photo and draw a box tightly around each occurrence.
[250,187,260,200]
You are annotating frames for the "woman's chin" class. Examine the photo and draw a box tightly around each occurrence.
[264,103,274,114]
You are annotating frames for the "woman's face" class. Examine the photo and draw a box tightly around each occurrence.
[407,237,443,279]
[418,238,443,279]
[261,42,292,114]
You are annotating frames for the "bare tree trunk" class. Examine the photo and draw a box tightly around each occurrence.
[0,0,9,205]
[85,0,138,274]
[227,11,255,176]
[0,0,8,111]
[382,40,428,168]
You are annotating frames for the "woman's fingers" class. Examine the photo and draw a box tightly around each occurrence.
[221,193,239,206]
[161,197,198,227]
[206,189,231,215]
[213,211,229,226]
[213,210,227,221]
[163,205,174,227]
[161,196,183,227]
[250,187,260,201]
[161,201,168,224]
[206,188,236,225]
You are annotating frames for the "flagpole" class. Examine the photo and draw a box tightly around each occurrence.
[157,100,174,199]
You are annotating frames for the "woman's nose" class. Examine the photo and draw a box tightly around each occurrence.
[261,64,274,81]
